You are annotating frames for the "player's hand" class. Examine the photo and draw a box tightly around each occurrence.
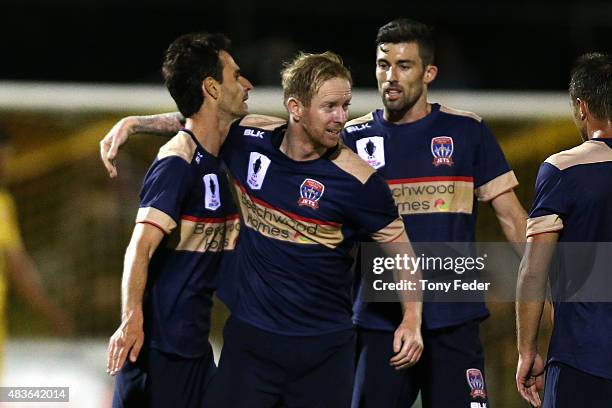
[106,309,144,376]
[99,117,135,178]
[390,320,423,370]
[516,352,545,407]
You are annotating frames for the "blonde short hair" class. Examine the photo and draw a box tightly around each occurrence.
[281,51,352,107]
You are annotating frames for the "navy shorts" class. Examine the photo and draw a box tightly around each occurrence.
[203,316,356,408]
[112,344,216,408]
[543,362,612,407]
[352,319,489,408]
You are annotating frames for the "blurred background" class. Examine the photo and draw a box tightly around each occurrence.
[0,1,610,407]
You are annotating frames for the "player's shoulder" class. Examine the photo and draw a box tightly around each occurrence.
[343,112,377,137]
[438,104,483,124]
[545,140,612,171]
[237,114,287,131]
[328,143,377,185]
[157,130,198,164]
[345,112,375,128]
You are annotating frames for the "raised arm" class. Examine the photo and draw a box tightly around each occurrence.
[99,112,184,178]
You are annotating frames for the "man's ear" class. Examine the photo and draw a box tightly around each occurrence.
[203,77,220,100]
[423,65,438,85]
[576,98,588,121]
[287,97,303,121]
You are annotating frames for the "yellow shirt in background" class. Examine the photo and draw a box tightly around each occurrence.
[0,189,23,372]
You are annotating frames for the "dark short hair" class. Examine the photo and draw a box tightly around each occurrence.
[569,52,611,121]
[376,18,435,66]
[162,32,231,118]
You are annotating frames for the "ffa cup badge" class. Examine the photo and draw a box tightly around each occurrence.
[356,136,385,169]
[466,368,487,399]
[203,174,221,210]
[298,178,325,209]
[431,136,454,167]
[247,152,271,190]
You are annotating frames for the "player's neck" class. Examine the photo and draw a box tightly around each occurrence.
[281,125,328,161]
[184,110,233,157]
[383,96,431,125]
[588,118,612,140]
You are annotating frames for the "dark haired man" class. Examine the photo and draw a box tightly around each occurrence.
[106,32,249,407]
[343,18,528,407]
[516,52,612,407]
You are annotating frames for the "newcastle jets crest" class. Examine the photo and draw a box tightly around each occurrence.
[431,136,454,167]
[298,178,325,209]
[466,368,487,399]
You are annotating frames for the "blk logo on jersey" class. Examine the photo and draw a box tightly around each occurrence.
[356,136,385,169]
[244,129,264,138]
[466,368,487,399]
[247,152,271,190]
[203,174,221,210]
[298,178,325,209]
[431,136,454,167]
[345,123,371,133]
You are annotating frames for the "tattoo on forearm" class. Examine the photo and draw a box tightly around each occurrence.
[132,112,185,136]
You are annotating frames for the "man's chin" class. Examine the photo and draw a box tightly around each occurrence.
[325,135,340,148]
[382,98,406,111]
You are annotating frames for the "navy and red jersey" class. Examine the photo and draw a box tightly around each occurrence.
[343,104,518,330]
[137,130,239,358]
[220,115,406,336]
[527,138,612,380]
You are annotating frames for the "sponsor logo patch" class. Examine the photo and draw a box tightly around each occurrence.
[195,152,203,164]
[356,136,385,169]
[466,368,487,399]
[345,123,371,133]
[431,136,454,167]
[433,198,450,211]
[203,174,221,210]
[297,178,325,209]
[244,128,264,138]
[247,152,271,190]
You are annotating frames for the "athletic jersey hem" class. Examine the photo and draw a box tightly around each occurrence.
[353,309,489,331]
[548,356,612,381]
[149,338,212,359]
[232,314,354,337]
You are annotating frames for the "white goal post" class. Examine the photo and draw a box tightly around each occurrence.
[0,81,572,120]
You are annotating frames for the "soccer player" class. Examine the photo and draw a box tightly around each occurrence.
[106,33,246,407]
[101,51,423,407]
[342,19,527,407]
[0,130,74,375]
[516,52,612,407]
